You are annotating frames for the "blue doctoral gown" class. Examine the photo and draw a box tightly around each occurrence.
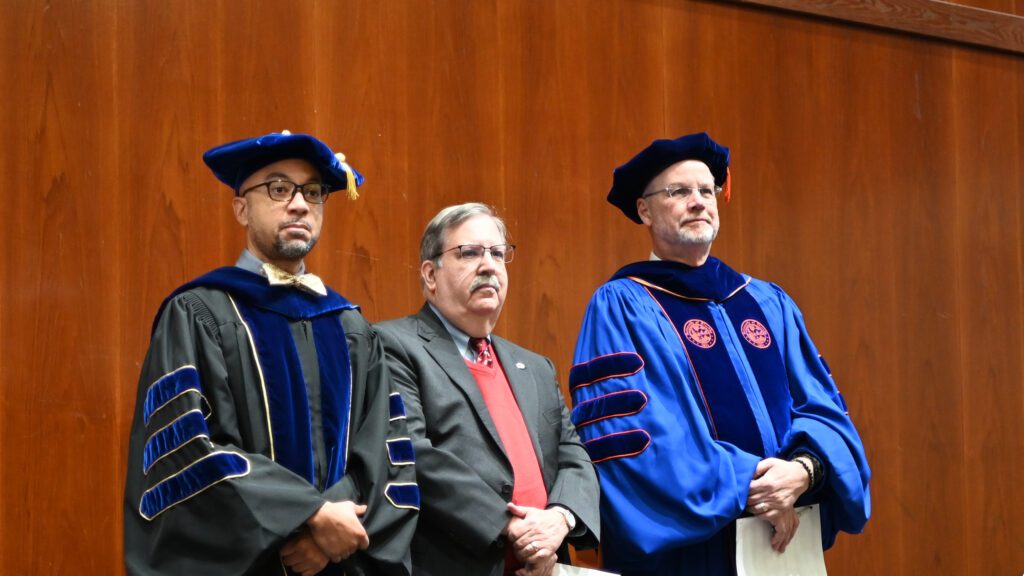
[570,259,870,575]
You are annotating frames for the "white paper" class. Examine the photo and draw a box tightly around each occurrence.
[553,563,620,576]
[736,504,827,576]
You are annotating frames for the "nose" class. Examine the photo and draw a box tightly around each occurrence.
[687,193,709,212]
[477,249,498,272]
[286,190,311,214]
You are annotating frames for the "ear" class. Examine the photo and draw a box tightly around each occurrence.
[420,260,438,294]
[232,196,248,226]
[637,197,653,226]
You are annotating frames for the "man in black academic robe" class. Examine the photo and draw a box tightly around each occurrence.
[124,132,418,576]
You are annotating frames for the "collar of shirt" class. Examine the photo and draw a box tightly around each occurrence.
[235,249,306,277]
[428,303,491,362]
[649,251,661,261]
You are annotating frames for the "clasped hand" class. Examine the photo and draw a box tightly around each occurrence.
[745,458,811,553]
[503,503,570,576]
[281,501,368,576]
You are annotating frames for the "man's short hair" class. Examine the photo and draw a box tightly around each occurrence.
[419,203,508,266]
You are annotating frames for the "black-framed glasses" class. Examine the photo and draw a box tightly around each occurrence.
[240,179,332,204]
[434,244,516,264]
[642,185,722,201]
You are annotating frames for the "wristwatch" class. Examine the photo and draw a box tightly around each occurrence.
[551,506,576,532]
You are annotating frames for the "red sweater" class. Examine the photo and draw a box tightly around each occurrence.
[465,357,547,573]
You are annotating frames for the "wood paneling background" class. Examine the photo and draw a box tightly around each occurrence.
[1,0,1022,574]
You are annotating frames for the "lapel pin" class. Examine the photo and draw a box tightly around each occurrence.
[515,362,526,370]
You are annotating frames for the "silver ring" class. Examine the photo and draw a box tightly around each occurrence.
[529,541,539,552]
[756,502,768,513]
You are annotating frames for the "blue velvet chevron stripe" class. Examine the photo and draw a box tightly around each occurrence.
[139,452,250,520]
[569,352,644,391]
[571,389,648,429]
[389,392,406,420]
[386,438,415,465]
[143,410,209,473]
[143,366,205,425]
[583,429,651,463]
[385,482,421,510]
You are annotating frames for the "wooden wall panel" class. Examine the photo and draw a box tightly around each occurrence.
[875,42,965,576]
[952,47,1024,575]
[2,0,1023,574]
[868,39,964,576]
[1,1,125,572]
[496,0,669,373]
[348,0,509,322]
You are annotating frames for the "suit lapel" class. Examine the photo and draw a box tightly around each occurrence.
[415,306,507,457]
[492,337,544,464]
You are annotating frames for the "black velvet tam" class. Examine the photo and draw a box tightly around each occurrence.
[608,132,730,223]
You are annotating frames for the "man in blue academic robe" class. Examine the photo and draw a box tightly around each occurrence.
[571,133,870,575]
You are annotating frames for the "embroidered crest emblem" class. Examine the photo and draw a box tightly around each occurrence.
[741,319,771,349]
[683,319,716,349]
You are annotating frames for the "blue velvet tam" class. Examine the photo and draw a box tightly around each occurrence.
[608,132,730,223]
[202,131,365,196]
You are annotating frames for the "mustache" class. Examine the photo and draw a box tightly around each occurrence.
[470,275,501,292]
[280,219,311,231]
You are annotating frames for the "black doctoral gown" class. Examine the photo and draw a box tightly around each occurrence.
[124,270,418,576]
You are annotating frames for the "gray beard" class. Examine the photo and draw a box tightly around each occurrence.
[275,236,318,259]
[678,227,718,245]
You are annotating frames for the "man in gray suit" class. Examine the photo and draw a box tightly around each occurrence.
[376,203,599,576]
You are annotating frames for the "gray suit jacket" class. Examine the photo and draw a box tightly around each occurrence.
[376,305,599,576]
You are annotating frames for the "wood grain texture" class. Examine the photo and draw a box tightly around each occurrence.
[951,46,1024,575]
[728,0,1024,54]
[1,1,125,573]
[1,0,1022,574]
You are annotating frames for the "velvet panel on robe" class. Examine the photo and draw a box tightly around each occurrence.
[571,259,870,576]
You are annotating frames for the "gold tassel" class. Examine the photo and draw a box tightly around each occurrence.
[335,152,359,200]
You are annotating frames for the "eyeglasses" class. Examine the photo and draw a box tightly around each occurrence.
[240,179,332,204]
[642,185,722,201]
[434,244,516,264]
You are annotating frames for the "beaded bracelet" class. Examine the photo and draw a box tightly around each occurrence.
[793,453,824,489]
[793,457,814,487]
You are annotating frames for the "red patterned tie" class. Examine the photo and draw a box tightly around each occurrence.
[470,337,494,368]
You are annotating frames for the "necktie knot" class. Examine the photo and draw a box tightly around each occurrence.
[469,337,494,368]
[262,263,327,296]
